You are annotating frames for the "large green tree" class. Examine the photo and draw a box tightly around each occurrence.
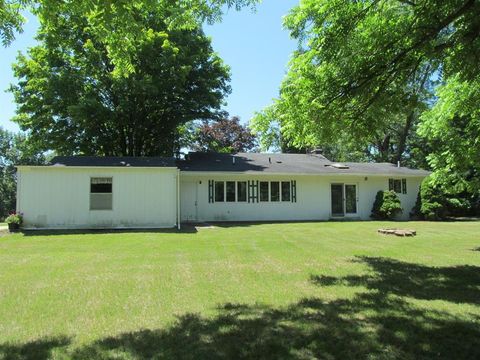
[253,0,479,189]
[10,7,231,156]
[418,75,480,193]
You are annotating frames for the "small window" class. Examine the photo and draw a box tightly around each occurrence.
[90,177,112,210]
[215,181,225,202]
[260,181,269,202]
[392,179,402,193]
[226,181,236,202]
[270,181,280,202]
[237,182,247,202]
[281,181,291,202]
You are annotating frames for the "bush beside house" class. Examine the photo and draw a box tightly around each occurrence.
[410,177,480,220]
[371,190,403,220]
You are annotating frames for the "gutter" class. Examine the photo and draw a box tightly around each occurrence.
[179,171,431,178]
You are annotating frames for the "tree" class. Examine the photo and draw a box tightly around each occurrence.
[0,127,45,219]
[418,75,480,193]
[1,0,259,75]
[185,116,257,153]
[10,7,231,156]
[253,0,479,192]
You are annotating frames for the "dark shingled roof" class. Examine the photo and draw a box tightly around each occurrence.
[49,156,176,167]
[45,153,430,176]
[178,152,430,176]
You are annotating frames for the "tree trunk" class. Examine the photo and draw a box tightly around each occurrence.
[393,111,415,164]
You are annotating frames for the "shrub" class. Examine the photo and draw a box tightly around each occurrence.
[5,212,23,225]
[371,190,403,220]
[419,179,447,220]
[411,176,480,221]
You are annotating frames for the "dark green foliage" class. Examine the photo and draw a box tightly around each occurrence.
[10,7,231,157]
[419,181,447,221]
[371,190,403,220]
[411,177,480,220]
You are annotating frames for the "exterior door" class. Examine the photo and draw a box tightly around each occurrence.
[331,184,344,216]
[345,184,357,215]
[331,183,358,217]
[181,181,198,222]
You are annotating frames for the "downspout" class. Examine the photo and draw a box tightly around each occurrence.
[15,167,20,213]
[177,169,181,230]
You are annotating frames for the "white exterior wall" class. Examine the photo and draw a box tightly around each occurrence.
[17,167,178,229]
[180,173,424,222]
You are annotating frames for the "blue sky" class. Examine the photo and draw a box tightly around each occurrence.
[0,0,297,133]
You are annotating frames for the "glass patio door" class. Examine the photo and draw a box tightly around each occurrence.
[345,184,357,215]
[331,184,344,216]
[331,183,357,217]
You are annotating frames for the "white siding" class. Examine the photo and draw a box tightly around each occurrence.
[181,174,423,222]
[17,167,178,229]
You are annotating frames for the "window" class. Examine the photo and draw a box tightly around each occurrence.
[270,181,280,202]
[237,181,247,202]
[90,177,112,210]
[215,181,225,202]
[281,181,291,202]
[389,178,406,194]
[260,182,269,202]
[208,179,297,203]
[226,181,236,202]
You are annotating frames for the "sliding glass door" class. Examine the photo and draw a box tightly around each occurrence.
[331,183,357,217]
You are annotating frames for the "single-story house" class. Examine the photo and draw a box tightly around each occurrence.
[16,152,430,229]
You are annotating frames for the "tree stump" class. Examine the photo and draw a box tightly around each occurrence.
[378,229,416,237]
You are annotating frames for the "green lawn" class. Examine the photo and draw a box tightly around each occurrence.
[1,222,479,359]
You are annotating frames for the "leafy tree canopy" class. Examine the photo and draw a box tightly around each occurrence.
[418,74,480,193]
[183,116,257,153]
[10,5,231,156]
[1,0,259,75]
[255,0,480,161]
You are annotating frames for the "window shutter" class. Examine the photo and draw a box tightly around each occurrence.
[291,180,297,202]
[248,180,259,203]
[402,179,407,194]
[208,180,214,203]
[388,179,394,191]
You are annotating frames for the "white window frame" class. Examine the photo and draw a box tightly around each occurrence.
[90,177,113,211]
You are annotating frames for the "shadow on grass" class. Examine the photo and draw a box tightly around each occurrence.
[210,220,327,228]
[0,336,70,360]
[2,257,480,359]
[312,256,480,305]
[20,225,197,237]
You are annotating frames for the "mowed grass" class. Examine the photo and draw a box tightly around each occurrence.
[0,221,479,359]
